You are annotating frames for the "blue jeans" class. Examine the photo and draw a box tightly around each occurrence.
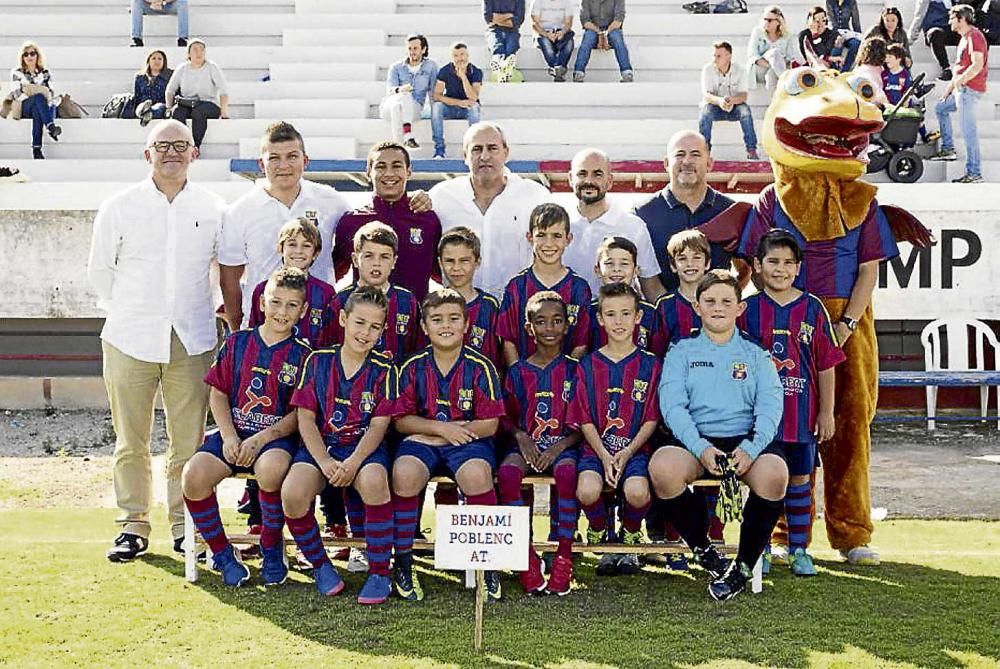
[486,25,520,57]
[431,101,481,154]
[698,103,758,150]
[131,0,189,39]
[20,94,56,148]
[936,87,982,176]
[573,28,632,74]
[536,31,575,68]
[832,36,860,71]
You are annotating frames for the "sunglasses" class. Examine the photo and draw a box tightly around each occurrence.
[151,140,192,153]
[764,17,780,22]
[23,51,38,57]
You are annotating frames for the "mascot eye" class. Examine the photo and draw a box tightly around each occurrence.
[785,68,820,96]
[848,75,877,101]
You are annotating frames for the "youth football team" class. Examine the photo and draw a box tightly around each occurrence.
[182,190,844,604]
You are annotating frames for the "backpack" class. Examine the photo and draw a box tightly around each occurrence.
[102,93,134,119]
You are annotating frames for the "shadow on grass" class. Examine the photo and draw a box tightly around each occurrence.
[143,552,1000,669]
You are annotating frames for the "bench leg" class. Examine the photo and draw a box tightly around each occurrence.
[184,505,198,583]
[751,555,763,594]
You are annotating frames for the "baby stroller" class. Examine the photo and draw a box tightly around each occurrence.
[866,73,928,183]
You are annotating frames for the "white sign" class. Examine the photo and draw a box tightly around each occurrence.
[434,505,531,571]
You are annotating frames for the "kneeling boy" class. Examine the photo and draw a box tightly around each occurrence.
[182,267,312,587]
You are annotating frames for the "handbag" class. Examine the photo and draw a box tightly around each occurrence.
[57,93,89,119]
[174,95,200,109]
[102,93,134,119]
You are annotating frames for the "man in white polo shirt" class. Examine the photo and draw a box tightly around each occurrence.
[429,121,554,297]
[563,148,666,299]
[88,120,226,562]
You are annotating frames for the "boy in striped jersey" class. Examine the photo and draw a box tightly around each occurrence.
[438,226,501,368]
[587,236,661,355]
[739,229,844,576]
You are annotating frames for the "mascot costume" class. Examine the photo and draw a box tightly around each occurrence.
[702,66,932,561]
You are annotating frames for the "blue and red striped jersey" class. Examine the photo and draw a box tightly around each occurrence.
[247,274,336,348]
[566,348,662,455]
[739,291,846,443]
[495,267,592,358]
[588,298,661,355]
[327,283,421,365]
[290,346,397,447]
[204,328,312,439]
[503,355,579,450]
[396,346,505,423]
[465,289,501,368]
[655,291,701,350]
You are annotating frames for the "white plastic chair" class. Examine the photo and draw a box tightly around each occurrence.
[920,318,1000,430]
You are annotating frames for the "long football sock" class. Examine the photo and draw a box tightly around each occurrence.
[258,489,284,550]
[392,493,420,558]
[581,496,607,533]
[785,481,812,550]
[344,487,366,538]
[553,462,579,558]
[737,492,784,569]
[465,489,497,506]
[622,499,652,533]
[364,501,393,576]
[185,493,230,554]
[285,510,331,570]
[497,464,525,506]
[660,488,710,551]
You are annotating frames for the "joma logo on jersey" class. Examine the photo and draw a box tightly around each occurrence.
[631,380,648,402]
[396,314,410,334]
[798,323,814,345]
[470,325,485,347]
[458,388,474,411]
[566,304,580,325]
[278,363,298,386]
[732,362,748,381]
[691,361,714,368]
[309,307,324,326]
[360,391,375,413]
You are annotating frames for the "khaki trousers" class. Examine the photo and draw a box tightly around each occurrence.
[102,331,213,540]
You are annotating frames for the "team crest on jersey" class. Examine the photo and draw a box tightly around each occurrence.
[277,363,298,386]
[732,362,748,381]
[396,313,411,335]
[637,326,649,348]
[566,304,579,325]
[458,388,474,412]
[409,227,423,245]
[631,379,649,402]
[360,391,375,414]
[303,209,318,225]
[562,380,573,402]
[308,307,324,326]
[798,323,814,345]
[470,325,485,347]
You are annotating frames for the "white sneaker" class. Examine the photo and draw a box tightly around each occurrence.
[840,545,880,566]
[347,547,369,573]
[770,543,790,565]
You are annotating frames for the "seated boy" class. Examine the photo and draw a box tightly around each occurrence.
[739,230,844,576]
[499,291,582,596]
[587,236,660,355]
[651,270,786,601]
[497,203,591,367]
[391,289,506,602]
[281,286,398,603]
[568,282,661,576]
[438,225,501,368]
[181,267,313,587]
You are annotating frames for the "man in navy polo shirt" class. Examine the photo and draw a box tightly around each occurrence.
[633,130,735,296]
[431,42,484,159]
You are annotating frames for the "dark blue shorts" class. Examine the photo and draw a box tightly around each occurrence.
[578,447,649,483]
[292,441,391,473]
[395,437,496,478]
[197,430,297,475]
[692,435,787,479]
[776,439,816,476]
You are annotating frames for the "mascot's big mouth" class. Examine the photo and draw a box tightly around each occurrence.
[774,117,882,162]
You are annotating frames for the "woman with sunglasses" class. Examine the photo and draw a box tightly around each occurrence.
[746,6,796,90]
[165,38,229,148]
[9,41,62,160]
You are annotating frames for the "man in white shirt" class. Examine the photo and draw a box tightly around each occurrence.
[698,41,759,160]
[563,148,666,299]
[88,120,226,562]
[429,121,555,297]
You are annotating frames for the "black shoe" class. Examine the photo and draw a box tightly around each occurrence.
[693,544,730,579]
[177,38,188,47]
[709,560,750,601]
[937,68,952,82]
[107,533,148,562]
[595,552,619,576]
[131,37,144,47]
[173,536,207,561]
[33,148,44,160]
[484,570,502,602]
[47,124,61,142]
[0,166,19,178]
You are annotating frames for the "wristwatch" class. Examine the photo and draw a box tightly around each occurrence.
[839,316,858,331]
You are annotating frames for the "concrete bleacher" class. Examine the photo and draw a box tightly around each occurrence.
[0,0,997,183]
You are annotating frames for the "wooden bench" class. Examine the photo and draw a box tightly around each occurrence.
[878,370,1000,429]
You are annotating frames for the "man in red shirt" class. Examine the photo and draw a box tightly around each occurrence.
[333,141,443,300]
[929,4,988,183]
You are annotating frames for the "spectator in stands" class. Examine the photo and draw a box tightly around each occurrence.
[852,37,889,107]
[908,0,961,80]
[429,122,555,297]
[530,0,576,82]
[130,0,189,48]
[826,0,863,68]
[746,5,796,90]
[124,49,172,127]
[563,148,665,298]
[334,141,442,301]
[883,43,937,143]
[633,130,736,296]
[381,34,438,149]
[431,42,483,159]
[165,39,228,149]
[699,41,759,161]
[799,6,856,71]
[484,0,526,82]
[573,0,634,83]
[6,41,61,160]
[88,119,225,563]
[929,4,988,183]
[866,7,912,67]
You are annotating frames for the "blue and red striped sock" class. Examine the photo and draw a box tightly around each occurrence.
[553,462,578,558]
[622,500,651,533]
[581,497,607,533]
[785,481,813,550]
[497,464,525,506]
[466,489,497,506]
[344,487,366,539]
[365,501,393,576]
[184,493,230,554]
[392,493,420,557]
[285,510,331,570]
[258,489,284,550]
